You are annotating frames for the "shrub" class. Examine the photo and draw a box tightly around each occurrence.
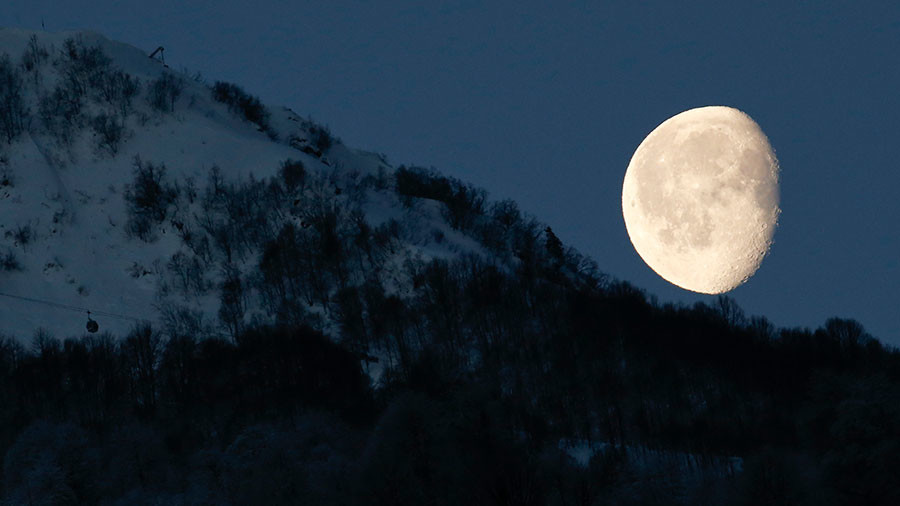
[91,112,125,155]
[443,183,486,230]
[167,251,210,295]
[98,70,140,116]
[395,166,486,229]
[279,158,306,193]
[39,85,83,145]
[147,73,183,112]
[57,37,112,98]
[0,54,27,143]
[544,226,564,262]
[12,224,33,247]
[212,81,271,132]
[302,117,335,152]
[60,37,111,71]
[219,264,246,340]
[395,166,453,205]
[21,34,49,72]
[124,156,177,241]
[1,248,20,271]
[0,166,12,188]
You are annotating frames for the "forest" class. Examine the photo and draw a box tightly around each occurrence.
[1,158,899,503]
[0,36,899,505]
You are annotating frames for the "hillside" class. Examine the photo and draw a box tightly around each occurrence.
[0,28,494,344]
[1,29,899,506]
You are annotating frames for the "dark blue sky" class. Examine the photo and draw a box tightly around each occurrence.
[5,1,900,345]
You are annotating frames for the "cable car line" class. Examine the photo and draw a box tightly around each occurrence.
[0,290,146,324]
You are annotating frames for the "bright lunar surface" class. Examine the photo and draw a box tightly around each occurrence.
[622,106,780,294]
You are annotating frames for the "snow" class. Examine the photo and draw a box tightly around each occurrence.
[0,28,491,346]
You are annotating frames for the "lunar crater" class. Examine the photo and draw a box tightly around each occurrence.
[622,106,779,294]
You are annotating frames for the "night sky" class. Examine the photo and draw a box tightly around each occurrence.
[5,1,899,345]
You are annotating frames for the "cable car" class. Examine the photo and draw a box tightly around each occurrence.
[86,312,99,333]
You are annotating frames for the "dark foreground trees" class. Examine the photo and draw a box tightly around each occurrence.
[1,284,898,504]
[3,153,900,503]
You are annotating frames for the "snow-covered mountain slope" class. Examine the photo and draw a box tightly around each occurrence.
[0,28,501,343]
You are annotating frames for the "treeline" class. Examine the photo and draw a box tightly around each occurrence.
[0,324,373,504]
[1,271,898,504]
[0,320,655,505]
[43,150,900,504]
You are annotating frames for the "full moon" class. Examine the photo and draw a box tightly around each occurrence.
[622,106,780,294]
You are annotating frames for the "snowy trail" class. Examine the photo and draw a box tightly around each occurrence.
[27,131,76,224]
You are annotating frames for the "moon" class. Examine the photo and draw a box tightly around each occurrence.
[622,106,779,294]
